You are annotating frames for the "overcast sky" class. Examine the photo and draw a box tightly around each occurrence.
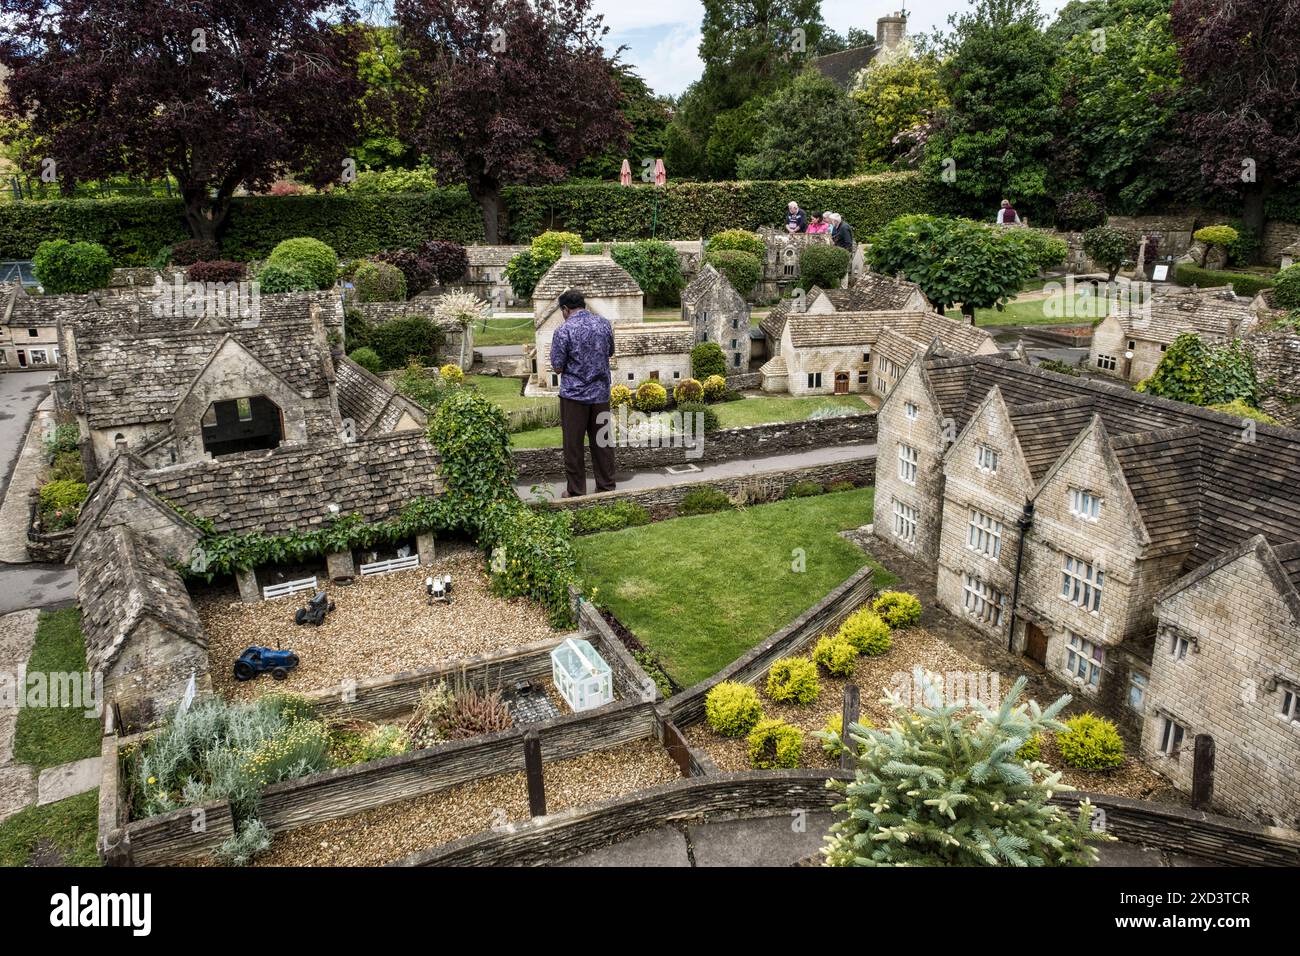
[593,0,1069,98]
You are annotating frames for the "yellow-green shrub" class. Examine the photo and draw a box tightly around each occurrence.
[704,681,764,737]
[635,380,668,412]
[765,656,820,704]
[871,591,922,628]
[836,609,892,656]
[1016,733,1041,762]
[820,713,875,760]
[610,383,633,408]
[1056,713,1125,770]
[812,635,858,677]
[439,363,464,383]
[702,374,728,400]
[747,718,802,769]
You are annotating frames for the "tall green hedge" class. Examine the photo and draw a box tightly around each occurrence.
[0,172,937,264]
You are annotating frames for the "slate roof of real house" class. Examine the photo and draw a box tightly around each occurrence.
[76,524,206,674]
[613,323,694,357]
[1108,286,1255,345]
[913,352,1300,575]
[532,255,642,327]
[136,431,442,537]
[811,44,881,88]
[334,354,427,436]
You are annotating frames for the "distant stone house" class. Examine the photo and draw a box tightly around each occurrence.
[756,227,835,300]
[611,324,695,390]
[0,284,104,370]
[759,272,931,358]
[873,352,1300,825]
[463,244,528,308]
[810,12,907,88]
[680,263,750,373]
[1090,286,1256,383]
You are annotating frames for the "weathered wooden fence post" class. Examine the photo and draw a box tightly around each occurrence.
[840,684,861,770]
[524,730,547,818]
[1191,734,1215,810]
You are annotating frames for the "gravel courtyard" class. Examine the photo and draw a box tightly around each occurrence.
[199,545,565,701]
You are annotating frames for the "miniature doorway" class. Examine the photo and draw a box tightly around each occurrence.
[834,371,849,394]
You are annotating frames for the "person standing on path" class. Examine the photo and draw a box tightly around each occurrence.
[549,289,617,497]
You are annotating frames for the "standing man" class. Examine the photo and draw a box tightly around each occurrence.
[549,289,616,497]
[828,212,854,251]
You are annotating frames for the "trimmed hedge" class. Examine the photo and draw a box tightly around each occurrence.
[0,172,936,264]
[1174,263,1276,298]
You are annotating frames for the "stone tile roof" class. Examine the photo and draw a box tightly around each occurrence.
[681,262,744,307]
[613,323,694,357]
[810,44,879,88]
[2,284,112,327]
[1110,424,1205,555]
[1111,286,1254,345]
[137,432,443,536]
[532,255,642,309]
[847,273,929,311]
[76,525,206,675]
[466,245,529,266]
[1274,541,1300,595]
[71,319,333,429]
[922,353,1300,573]
[1006,397,1097,481]
[759,354,787,377]
[334,354,427,436]
[787,310,995,356]
[760,298,793,343]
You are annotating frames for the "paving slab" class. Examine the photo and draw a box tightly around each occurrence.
[688,811,835,867]
[0,763,36,823]
[0,398,53,564]
[0,608,38,670]
[0,565,77,615]
[37,756,101,805]
[556,825,690,867]
[1097,841,1167,867]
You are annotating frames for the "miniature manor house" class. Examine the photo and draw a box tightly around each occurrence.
[873,349,1300,827]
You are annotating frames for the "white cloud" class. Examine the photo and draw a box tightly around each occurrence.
[619,24,702,98]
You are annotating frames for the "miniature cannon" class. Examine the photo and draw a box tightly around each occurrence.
[294,590,336,626]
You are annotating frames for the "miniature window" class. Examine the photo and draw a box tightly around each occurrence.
[1281,688,1300,722]
[201,405,218,428]
[905,401,918,421]
[730,339,737,349]
[551,373,561,387]
[1061,554,1103,612]
[733,353,741,367]
[967,509,1003,559]
[1168,633,1190,660]
[236,397,253,421]
[628,372,635,381]
[1068,487,1102,520]
[732,319,739,330]
[1066,633,1103,687]
[1127,340,1136,351]
[27,328,38,337]
[673,371,681,379]
[892,500,916,543]
[962,574,1005,627]
[1159,717,1186,757]
[1097,355,1117,371]
[28,348,47,364]
[1128,672,1147,710]
[976,444,999,473]
[898,444,918,485]
[862,353,870,363]
[857,370,869,385]
[808,372,822,389]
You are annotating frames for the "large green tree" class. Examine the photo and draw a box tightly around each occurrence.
[851,44,947,171]
[736,70,860,180]
[922,0,1059,217]
[575,65,672,181]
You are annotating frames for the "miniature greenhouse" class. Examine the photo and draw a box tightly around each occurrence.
[551,637,614,712]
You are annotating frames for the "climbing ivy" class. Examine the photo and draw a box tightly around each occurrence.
[1135,332,1260,408]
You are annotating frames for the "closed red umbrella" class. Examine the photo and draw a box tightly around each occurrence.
[653,158,666,187]
[619,158,632,186]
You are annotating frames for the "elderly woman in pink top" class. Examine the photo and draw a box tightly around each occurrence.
[806,211,830,235]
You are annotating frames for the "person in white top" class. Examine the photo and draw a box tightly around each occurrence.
[996,199,1022,225]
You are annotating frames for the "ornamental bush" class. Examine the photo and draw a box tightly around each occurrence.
[673,377,704,404]
[186,259,248,283]
[38,479,87,530]
[677,486,733,516]
[705,681,765,736]
[1274,265,1300,310]
[1193,224,1240,250]
[504,249,548,299]
[1056,713,1125,771]
[798,244,851,292]
[1173,263,1275,298]
[569,500,651,535]
[256,262,317,293]
[634,380,668,412]
[747,718,803,769]
[1208,399,1279,425]
[49,450,84,483]
[368,316,443,370]
[439,363,464,384]
[1054,189,1107,232]
[675,401,720,433]
[1082,226,1133,282]
[766,656,820,705]
[871,591,922,628]
[818,713,874,761]
[347,347,383,375]
[419,240,469,287]
[374,247,435,295]
[786,480,824,498]
[1004,229,1069,274]
[1016,733,1042,762]
[609,383,634,409]
[837,609,892,656]
[1135,332,1259,408]
[691,342,727,380]
[705,249,761,297]
[33,240,113,293]
[702,374,728,400]
[353,259,407,303]
[812,635,858,677]
[531,230,583,263]
[170,238,221,266]
[707,228,765,259]
[610,240,684,305]
[43,423,81,458]
[265,237,338,290]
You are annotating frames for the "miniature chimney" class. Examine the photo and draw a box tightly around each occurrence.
[561,245,572,258]
[877,10,907,51]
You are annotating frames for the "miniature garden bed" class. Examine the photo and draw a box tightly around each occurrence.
[200,546,564,702]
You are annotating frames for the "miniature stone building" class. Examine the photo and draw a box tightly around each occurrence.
[756,227,834,300]
[611,323,694,389]
[1090,285,1256,382]
[0,283,110,369]
[463,244,529,308]
[680,262,751,373]
[759,272,931,357]
[872,351,1300,824]
[1280,239,1300,271]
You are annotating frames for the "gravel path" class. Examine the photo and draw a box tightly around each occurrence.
[251,740,681,866]
[201,547,564,702]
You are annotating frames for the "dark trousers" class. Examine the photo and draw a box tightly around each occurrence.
[559,398,616,497]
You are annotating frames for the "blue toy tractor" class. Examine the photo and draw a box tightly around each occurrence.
[233,646,300,682]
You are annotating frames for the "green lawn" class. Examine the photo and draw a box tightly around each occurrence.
[472,316,535,347]
[467,374,553,414]
[974,290,1109,327]
[12,608,103,770]
[573,487,895,687]
[0,789,100,866]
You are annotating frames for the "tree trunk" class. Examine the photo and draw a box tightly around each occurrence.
[181,188,229,244]
[1242,185,1269,262]
[468,178,503,245]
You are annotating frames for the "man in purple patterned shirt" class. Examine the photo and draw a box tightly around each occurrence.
[549,289,617,497]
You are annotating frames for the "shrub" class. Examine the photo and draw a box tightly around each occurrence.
[609,383,634,409]
[798,244,851,291]
[765,656,820,705]
[186,259,248,283]
[634,380,668,412]
[827,480,855,493]
[256,261,316,293]
[1274,265,1300,310]
[1037,358,1081,376]
[1081,226,1133,282]
[1135,332,1259,408]
[1016,733,1041,762]
[49,449,84,483]
[504,249,547,299]
[353,259,407,302]
[1054,189,1106,232]
[1004,229,1069,273]
[1173,263,1275,298]
[532,230,583,263]
[675,401,720,433]
[265,237,338,290]
[1194,224,1240,250]
[32,240,113,293]
[1056,713,1125,770]
[368,316,443,370]
[570,501,651,534]
[677,486,734,516]
[348,347,383,375]
[43,423,81,459]
[747,718,803,769]
[705,249,761,297]
[170,238,220,266]
[704,682,764,737]
[837,609,892,656]
[702,374,728,400]
[38,479,87,530]
[812,635,858,677]
[707,228,765,258]
[374,247,433,295]
[871,591,922,628]
[330,723,410,766]
[610,240,684,305]
[442,686,513,740]
[1208,399,1278,425]
[673,377,703,404]
[216,818,272,866]
[439,363,465,384]
[786,481,824,499]
[691,342,728,380]
[819,713,874,760]
[419,240,469,286]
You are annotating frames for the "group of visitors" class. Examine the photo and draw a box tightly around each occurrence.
[784,201,854,250]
